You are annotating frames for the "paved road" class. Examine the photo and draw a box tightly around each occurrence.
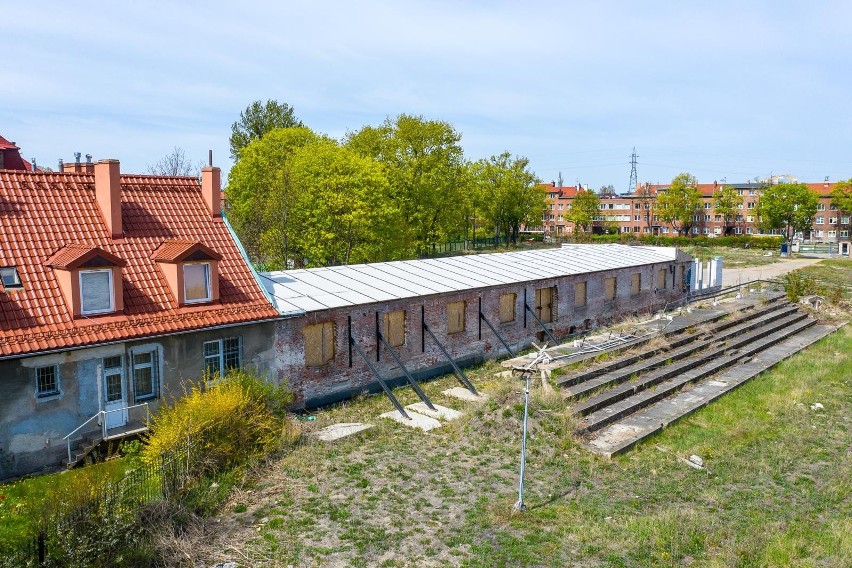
[722,258,823,287]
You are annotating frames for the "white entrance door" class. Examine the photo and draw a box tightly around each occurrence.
[103,356,128,430]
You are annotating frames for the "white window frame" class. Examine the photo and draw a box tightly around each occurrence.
[79,269,114,315]
[131,348,159,402]
[35,364,61,399]
[204,337,243,377]
[183,262,211,304]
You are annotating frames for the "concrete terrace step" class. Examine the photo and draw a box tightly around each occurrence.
[572,310,810,421]
[583,323,843,457]
[555,298,791,389]
[576,315,816,434]
[563,302,799,400]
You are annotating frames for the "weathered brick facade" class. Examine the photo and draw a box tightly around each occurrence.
[275,252,692,407]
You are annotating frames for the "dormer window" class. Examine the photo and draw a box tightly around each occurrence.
[0,266,23,290]
[153,240,222,306]
[80,269,114,314]
[184,262,211,303]
[46,244,125,318]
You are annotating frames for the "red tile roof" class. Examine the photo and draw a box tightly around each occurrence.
[0,135,33,172]
[537,184,580,198]
[46,244,126,269]
[0,170,278,357]
[636,182,840,198]
[153,240,222,262]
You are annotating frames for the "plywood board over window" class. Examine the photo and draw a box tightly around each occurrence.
[447,301,466,334]
[535,286,555,323]
[657,268,668,290]
[304,321,335,366]
[605,277,617,301]
[575,281,587,307]
[383,310,406,347]
[499,293,516,323]
[631,273,641,295]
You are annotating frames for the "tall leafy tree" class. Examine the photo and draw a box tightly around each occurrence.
[830,178,852,239]
[712,185,742,236]
[288,140,403,266]
[346,115,466,254]
[756,182,819,245]
[656,173,702,236]
[230,100,303,160]
[567,189,601,233]
[470,152,543,245]
[225,127,318,268]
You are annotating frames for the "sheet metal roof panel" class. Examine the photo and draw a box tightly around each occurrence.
[260,245,680,315]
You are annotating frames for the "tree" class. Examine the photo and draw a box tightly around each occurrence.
[712,185,742,236]
[346,115,466,254]
[147,146,204,177]
[656,173,702,236]
[756,182,819,245]
[469,152,544,246]
[598,184,616,197]
[567,189,600,233]
[230,100,303,160]
[288,140,404,266]
[225,127,318,268]
[830,178,852,239]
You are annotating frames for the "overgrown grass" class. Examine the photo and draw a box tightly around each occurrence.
[194,326,851,567]
[681,244,781,269]
[789,258,852,300]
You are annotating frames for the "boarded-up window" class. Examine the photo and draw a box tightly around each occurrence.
[303,322,335,366]
[535,286,555,324]
[605,277,617,301]
[383,310,405,347]
[575,281,587,307]
[631,273,641,295]
[499,293,516,323]
[657,268,667,290]
[447,301,466,334]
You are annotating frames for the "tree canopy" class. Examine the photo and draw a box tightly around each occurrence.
[656,173,702,236]
[756,182,819,243]
[147,146,203,177]
[830,179,852,237]
[567,189,600,233]
[230,100,303,161]
[712,185,742,236]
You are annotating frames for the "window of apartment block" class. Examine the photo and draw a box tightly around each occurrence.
[713,227,721,235]
[204,337,242,376]
[604,277,617,301]
[704,202,711,209]
[817,203,826,211]
[80,269,113,314]
[829,217,837,225]
[499,293,516,323]
[747,202,755,209]
[692,227,700,234]
[657,268,667,290]
[816,216,825,224]
[304,322,335,366]
[829,204,837,211]
[828,230,837,238]
[132,349,159,401]
[746,227,753,235]
[631,273,641,295]
[535,286,556,323]
[184,262,212,303]
[574,281,587,307]
[633,226,640,232]
[35,365,60,398]
[383,310,406,347]
[447,301,466,334]
[841,230,849,237]
[735,227,743,235]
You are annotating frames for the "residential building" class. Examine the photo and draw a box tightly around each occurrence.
[0,135,35,172]
[0,160,279,479]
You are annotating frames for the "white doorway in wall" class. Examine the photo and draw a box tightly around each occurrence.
[103,356,128,430]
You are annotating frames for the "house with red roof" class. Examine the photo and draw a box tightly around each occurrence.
[0,159,279,479]
[0,135,35,172]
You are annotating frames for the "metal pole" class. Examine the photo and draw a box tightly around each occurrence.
[514,372,531,513]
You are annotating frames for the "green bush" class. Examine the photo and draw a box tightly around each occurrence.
[782,270,820,303]
[563,234,783,250]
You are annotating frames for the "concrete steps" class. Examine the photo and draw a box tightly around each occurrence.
[576,315,815,434]
[556,296,789,389]
[560,297,837,456]
[564,302,800,401]
[583,323,843,457]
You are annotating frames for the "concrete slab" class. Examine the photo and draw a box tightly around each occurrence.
[442,387,489,403]
[310,422,373,442]
[406,402,463,421]
[380,410,443,431]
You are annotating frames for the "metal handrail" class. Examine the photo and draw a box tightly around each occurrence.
[63,403,150,465]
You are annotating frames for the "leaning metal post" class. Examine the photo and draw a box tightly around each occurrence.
[514,370,531,513]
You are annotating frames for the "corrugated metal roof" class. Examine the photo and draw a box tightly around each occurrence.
[260,244,679,316]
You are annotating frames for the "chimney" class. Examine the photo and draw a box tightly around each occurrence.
[74,152,82,173]
[551,181,556,187]
[94,159,122,238]
[824,176,829,188]
[201,166,221,217]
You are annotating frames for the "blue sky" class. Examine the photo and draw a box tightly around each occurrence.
[3,1,850,191]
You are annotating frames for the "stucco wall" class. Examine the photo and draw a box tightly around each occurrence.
[276,258,691,408]
[0,321,276,480]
